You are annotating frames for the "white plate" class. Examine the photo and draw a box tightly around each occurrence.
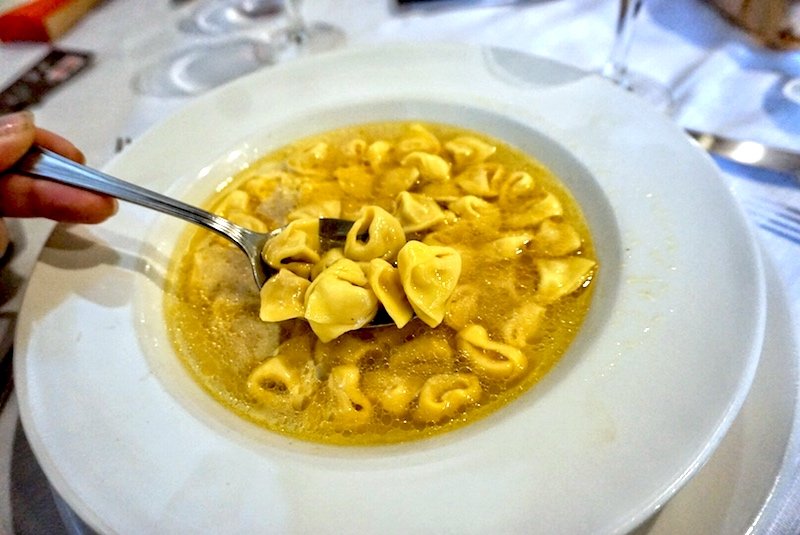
[14,44,766,534]
[639,250,798,534]
[42,252,794,535]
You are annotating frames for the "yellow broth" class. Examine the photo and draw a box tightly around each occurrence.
[164,121,597,445]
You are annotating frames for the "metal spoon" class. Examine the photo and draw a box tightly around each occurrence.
[15,146,356,289]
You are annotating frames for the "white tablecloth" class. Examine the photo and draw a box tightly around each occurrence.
[1,0,798,532]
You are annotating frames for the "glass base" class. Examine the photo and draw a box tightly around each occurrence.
[132,38,275,97]
[179,0,284,35]
[271,22,346,59]
[601,67,674,114]
[131,21,345,98]
[782,78,800,105]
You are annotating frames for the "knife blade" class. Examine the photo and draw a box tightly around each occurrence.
[685,128,800,178]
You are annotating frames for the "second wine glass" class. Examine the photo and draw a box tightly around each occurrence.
[133,0,345,97]
[271,0,346,57]
[179,0,284,35]
[601,0,673,112]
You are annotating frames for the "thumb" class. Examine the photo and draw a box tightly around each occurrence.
[0,111,36,171]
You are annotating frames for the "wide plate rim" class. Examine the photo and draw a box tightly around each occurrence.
[14,42,766,534]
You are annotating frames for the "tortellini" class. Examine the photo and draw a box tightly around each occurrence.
[414,373,482,423]
[397,241,461,328]
[171,121,597,444]
[534,257,596,304]
[248,356,317,411]
[496,170,537,206]
[334,165,375,199]
[443,284,480,331]
[287,200,341,222]
[344,205,406,262]
[262,218,320,278]
[489,233,533,261]
[395,191,447,233]
[368,259,414,328]
[259,269,310,321]
[501,302,547,348]
[396,124,442,156]
[248,336,317,410]
[314,332,380,368]
[365,140,393,173]
[388,330,454,376]
[401,151,451,182]
[448,195,497,220]
[505,192,564,229]
[216,189,250,214]
[445,136,497,169]
[304,259,378,342]
[365,372,425,417]
[454,162,504,197]
[256,204,461,338]
[375,166,420,198]
[457,324,528,381]
[310,248,345,280]
[327,364,373,427]
[532,218,582,256]
[287,141,332,177]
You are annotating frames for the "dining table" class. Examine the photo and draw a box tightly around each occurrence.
[0,0,798,533]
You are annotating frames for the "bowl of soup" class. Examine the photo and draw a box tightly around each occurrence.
[14,44,765,534]
[165,120,599,445]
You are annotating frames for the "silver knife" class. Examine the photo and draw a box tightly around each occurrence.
[685,128,800,177]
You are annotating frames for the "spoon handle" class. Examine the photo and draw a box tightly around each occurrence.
[17,146,246,241]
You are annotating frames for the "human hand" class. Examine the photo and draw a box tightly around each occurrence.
[0,111,117,257]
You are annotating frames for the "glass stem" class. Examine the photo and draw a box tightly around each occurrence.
[602,0,643,89]
[284,0,307,44]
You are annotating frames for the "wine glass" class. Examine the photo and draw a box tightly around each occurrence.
[179,0,284,35]
[767,48,800,113]
[781,76,800,104]
[132,0,345,97]
[132,37,277,97]
[600,0,673,112]
[268,0,346,57]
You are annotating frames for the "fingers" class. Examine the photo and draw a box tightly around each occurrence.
[0,111,36,170]
[35,126,85,164]
[0,174,118,223]
[0,112,117,223]
[0,111,84,167]
[0,219,8,259]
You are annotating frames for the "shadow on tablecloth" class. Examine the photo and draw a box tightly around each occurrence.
[10,422,95,535]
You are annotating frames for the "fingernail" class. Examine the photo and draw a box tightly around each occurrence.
[0,110,34,138]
